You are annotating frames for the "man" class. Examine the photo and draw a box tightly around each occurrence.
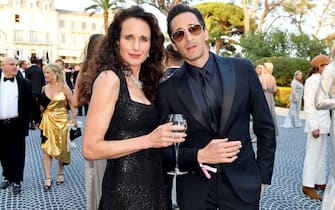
[0,57,40,194]
[25,55,45,96]
[302,55,331,200]
[157,4,276,210]
[18,60,29,78]
[25,55,45,129]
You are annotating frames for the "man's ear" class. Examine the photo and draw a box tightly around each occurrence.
[171,43,178,52]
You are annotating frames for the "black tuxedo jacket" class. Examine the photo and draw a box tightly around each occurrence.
[0,71,40,136]
[25,64,45,95]
[157,53,276,204]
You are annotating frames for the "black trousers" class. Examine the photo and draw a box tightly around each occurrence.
[77,104,89,115]
[0,119,26,184]
[178,170,259,210]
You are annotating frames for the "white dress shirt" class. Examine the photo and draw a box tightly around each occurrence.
[0,75,19,119]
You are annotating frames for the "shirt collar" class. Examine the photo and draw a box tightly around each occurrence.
[186,52,214,78]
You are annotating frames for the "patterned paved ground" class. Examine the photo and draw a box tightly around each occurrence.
[0,111,331,209]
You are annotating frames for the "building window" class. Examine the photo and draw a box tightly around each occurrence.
[13,0,21,8]
[29,31,37,42]
[59,20,65,28]
[45,33,50,43]
[61,34,66,43]
[92,23,96,30]
[14,30,23,42]
[82,22,86,30]
[27,0,37,9]
[15,14,20,23]
[43,2,50,11]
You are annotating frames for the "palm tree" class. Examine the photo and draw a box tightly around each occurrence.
[84,0,124,33]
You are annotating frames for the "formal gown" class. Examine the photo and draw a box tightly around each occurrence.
[315,61,335,210]
[39,91,70,164]
[98,71,168,210]
[264,85,279,136]
[281,79,304,128]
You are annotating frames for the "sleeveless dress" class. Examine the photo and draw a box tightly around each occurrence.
[281,79,304,128]
[98,71,168,210]
[39,91,70,164]
[263,84,279,136]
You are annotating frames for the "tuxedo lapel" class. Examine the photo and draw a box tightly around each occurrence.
[214,55,235,135]
[174,66,209,130]
[16,75,24,109]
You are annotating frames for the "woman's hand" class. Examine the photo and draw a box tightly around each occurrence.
[72,117,78,127]
[145,122,186,148]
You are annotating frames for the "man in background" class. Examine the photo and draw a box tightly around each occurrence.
[18,60,28,78]
[0,57,40,194]
[25,55,45,129]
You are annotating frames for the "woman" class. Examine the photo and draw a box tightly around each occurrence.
[74,33,105,210]
[39,63,78,191]
[81,6,186,209]
[302,55,331,201]
[255,64,264,81]
[315,45,335,209]
[281,70,304,128]
[262,62,279,136]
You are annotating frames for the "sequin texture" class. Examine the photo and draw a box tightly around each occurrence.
[98,71,168,210]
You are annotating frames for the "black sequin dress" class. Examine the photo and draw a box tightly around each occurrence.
[98,71,168,210]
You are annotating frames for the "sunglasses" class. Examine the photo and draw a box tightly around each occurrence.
[171,24,203,42]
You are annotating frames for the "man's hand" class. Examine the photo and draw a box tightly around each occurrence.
[197,138,241,164]
[312,129,320,139]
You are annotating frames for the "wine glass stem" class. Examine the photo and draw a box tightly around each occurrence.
[175,143,180,170]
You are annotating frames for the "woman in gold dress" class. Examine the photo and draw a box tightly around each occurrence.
[39,63,78,191]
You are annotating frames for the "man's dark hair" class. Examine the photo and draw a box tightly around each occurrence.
[167,4,206,42]
[18,60,27,68]
[55,59,64,66]
[166,44,183,61]
[30,55,38,64]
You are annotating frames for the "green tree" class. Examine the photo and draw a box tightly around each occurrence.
[240,31,330,62]
[84,0,124,33]
[240,33,272,61]
[282,0,316,35]
[195,2,249,55]
[313,0,335,38]
[290,34,330,59]
[133,0,188,15]
[267,30,291,57]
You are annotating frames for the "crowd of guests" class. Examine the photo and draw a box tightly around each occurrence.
[0,3,334,210]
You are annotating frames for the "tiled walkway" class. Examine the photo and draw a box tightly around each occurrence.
[0,110,330,209]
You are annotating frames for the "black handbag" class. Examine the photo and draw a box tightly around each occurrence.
[69,127,81,141]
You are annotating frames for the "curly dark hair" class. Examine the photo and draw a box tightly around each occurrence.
[81,6,165,103]
[77,34,104,105]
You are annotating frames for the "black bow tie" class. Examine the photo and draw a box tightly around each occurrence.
[4,77,14,82]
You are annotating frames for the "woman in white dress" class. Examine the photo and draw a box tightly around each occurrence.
[315,44,335,210]
[281,70,304,128]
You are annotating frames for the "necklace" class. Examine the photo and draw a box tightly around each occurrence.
[123,70,143,89]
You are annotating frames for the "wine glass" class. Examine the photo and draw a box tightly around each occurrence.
[167,114,188,175]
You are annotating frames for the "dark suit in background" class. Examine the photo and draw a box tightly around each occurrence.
[25,58,45,128]
[0,58,40,194]
[25,63,45,97]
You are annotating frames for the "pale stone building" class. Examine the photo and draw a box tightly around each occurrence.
[0,0,104,64]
